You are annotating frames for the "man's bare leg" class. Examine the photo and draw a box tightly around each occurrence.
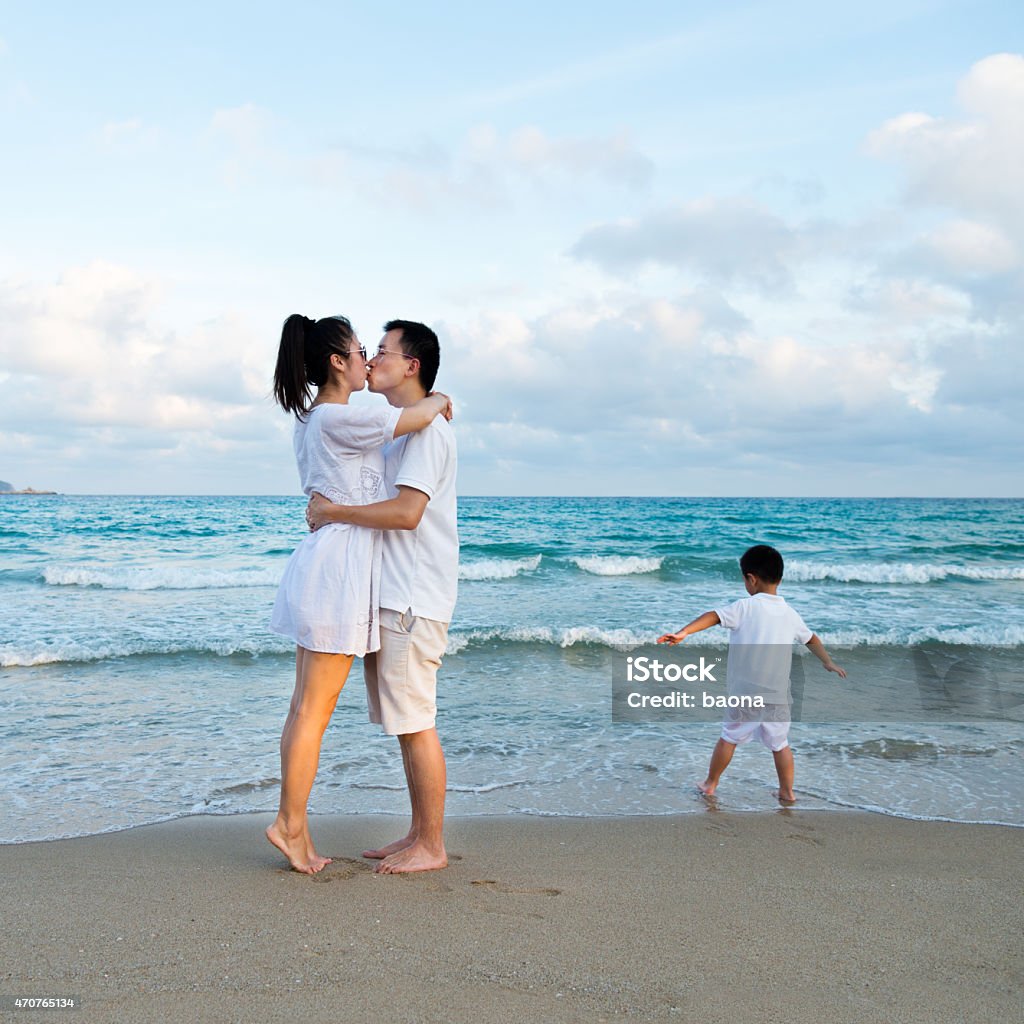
[376,727,447,874]
[363,740,418,859]
[773,745,796,804]
[266,648,352,873]
[697,738,736,797]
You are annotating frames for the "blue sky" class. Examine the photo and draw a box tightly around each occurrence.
[0,1,1021,494]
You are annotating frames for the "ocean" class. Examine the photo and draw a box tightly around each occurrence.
[1,495,1022,842]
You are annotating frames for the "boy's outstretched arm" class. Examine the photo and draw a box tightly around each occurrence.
[657,611,720,645]
[806,634,847,677]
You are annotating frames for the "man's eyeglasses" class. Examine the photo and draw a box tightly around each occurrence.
[374,346,416,361]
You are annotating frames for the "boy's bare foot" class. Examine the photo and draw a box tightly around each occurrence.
[363,833,416,860]
[696,780,718,797]
[373,841,447,874]
[265,821,319,874]
[775,789,797,806]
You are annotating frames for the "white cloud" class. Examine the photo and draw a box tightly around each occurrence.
[302,124,653,210]
[208,112,652,210]
[468,124,653,189]
[923,220,1018,276]
[850,57,1024,329]
[209,103,274,151]
[0,263,273,442]
[846,277,971,324]
[442,294,953,450]
[867,53,1024,234]
[570,197,796,289]
[208,104,279,187]
[439,283,967,482]
[889,364,943,414]
[99,117,160,150]
[102,118,141,143]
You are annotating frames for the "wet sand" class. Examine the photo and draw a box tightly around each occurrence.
[0,812,1020,1023]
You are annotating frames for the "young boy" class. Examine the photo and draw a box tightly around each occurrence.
[657,544,846,805]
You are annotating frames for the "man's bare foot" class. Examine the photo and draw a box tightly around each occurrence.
[775,789,797,806]
[363,833,416,860]
[265,821,320,874]
[373,841,447,874]
[696,780,717,797]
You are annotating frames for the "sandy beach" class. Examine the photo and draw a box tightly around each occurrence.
[1,811,1020,1023]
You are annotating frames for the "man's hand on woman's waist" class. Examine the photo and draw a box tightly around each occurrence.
[306,492,346,531]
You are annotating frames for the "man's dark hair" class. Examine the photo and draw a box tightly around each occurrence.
[385,319,440,392]
[739,544,784,584]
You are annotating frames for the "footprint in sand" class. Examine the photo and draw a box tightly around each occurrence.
[470,879,561,896]
[309,857,372,882]
[786,832,824,847]
[704,821,738,837]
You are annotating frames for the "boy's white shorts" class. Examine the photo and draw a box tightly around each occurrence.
[720,718,790,751]
[363,608,448,736]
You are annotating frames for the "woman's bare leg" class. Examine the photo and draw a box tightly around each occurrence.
[272,649,325,868]
[283,649,332,870]
[266,647,353,873]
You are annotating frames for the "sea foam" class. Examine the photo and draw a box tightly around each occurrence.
[572,556,663,576]
[43,565,281,591]
[787,561,1024,584]
[445,625,652,654]
[1,636,291,667]
[459,555,541,581]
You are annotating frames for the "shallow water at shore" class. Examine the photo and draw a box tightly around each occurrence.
[2,495,1022,841]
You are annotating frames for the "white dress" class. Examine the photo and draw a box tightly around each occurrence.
[270,402,402,656]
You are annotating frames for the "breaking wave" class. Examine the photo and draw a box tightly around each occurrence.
[787,561,1024,585]
[459,555,542,581]
[572,556,664,576]
[43,565,281,591]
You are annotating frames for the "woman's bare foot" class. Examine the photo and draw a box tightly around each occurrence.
[374,841,447,874]
[363,833,416,860]
[304,824,332,871]
[775,789,797,806]
[696,779,718,797]
[265,820,319,874]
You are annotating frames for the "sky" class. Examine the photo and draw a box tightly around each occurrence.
[0,1,1021,496]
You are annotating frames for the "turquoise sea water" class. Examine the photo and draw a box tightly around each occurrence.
[1,495,1022,841]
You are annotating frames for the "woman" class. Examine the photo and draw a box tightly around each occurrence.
[266,313,450,874]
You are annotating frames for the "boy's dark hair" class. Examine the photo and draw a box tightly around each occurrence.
[385,319,440,392]
[740,544,784,584]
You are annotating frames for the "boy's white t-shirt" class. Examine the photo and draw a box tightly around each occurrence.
[713,593,813,701]
[714,593,813,645]
[378,416,459,624]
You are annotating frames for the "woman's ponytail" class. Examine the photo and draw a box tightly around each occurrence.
[272,314,356,417]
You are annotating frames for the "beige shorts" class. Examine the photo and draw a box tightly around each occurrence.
[364,608,448,736]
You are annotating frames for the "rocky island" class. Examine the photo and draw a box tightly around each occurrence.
[0,480,57,495]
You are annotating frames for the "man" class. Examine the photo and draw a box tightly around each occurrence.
[307,320,457,874]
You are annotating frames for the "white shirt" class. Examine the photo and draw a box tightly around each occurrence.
[714,593,813,646]
[714,593,813,701]
[294,404,401,503]
[378,417,459,623]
